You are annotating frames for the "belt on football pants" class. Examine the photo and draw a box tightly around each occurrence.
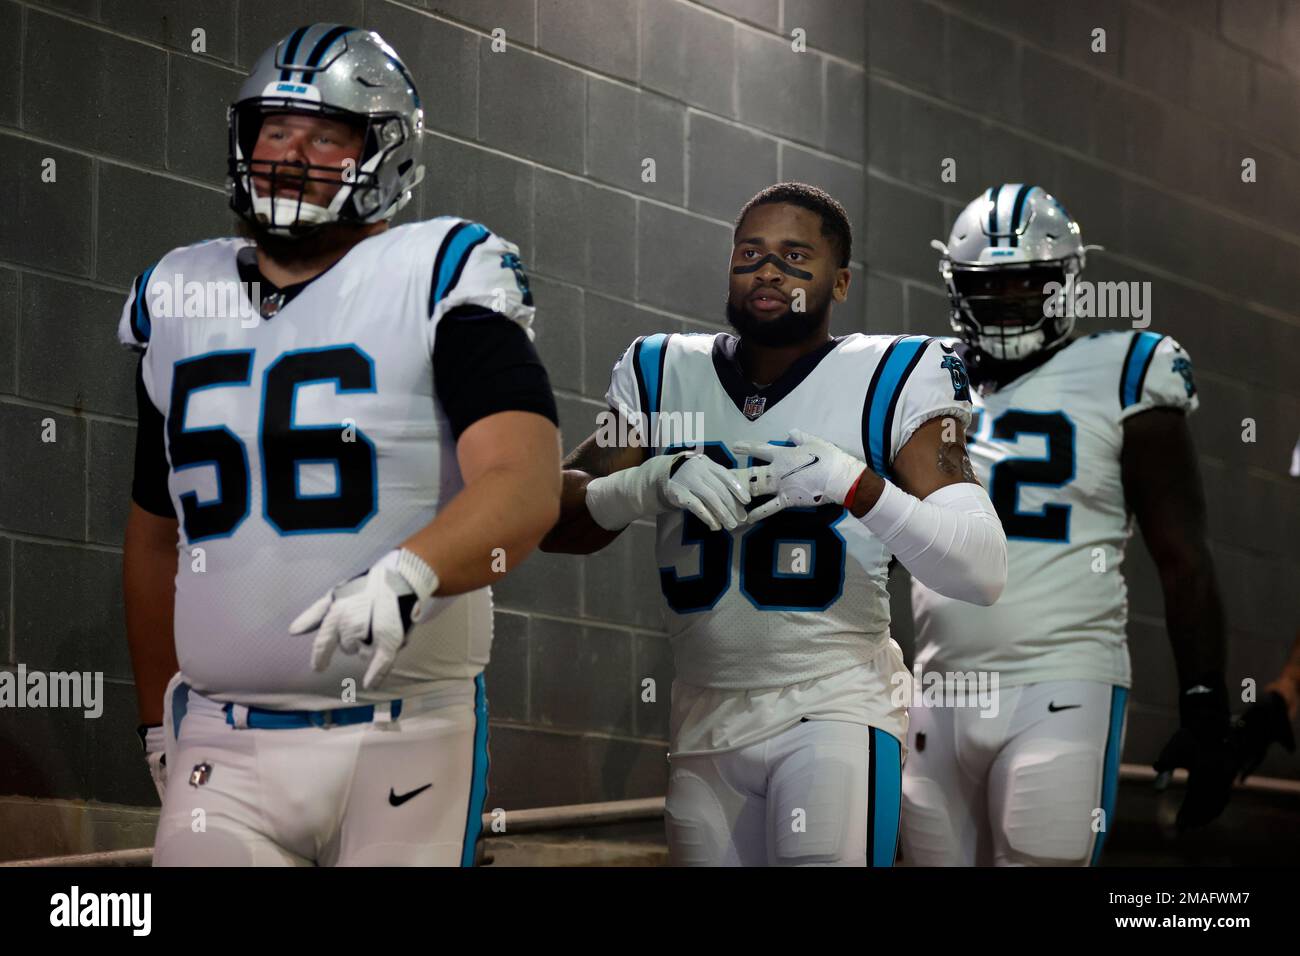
[223,699,405,729]
[219,686,478,728]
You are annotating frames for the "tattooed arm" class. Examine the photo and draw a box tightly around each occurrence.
[841,414,1005,605]
[848,414,980,517]
[539,412,649,554]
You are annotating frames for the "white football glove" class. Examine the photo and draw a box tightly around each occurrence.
[585,451,753,532]
[733,429,867,523]
[138,724,166,802]
[291,548,442,691]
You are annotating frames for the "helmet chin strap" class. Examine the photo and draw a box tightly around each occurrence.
[251,192,334,234]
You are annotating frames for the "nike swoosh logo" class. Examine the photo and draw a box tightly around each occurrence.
[780,454,819,480]
[1047,702,1080,713]
[389,783,433,806]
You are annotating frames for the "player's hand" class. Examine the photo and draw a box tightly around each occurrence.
[1231,691,1296,781]
[585,451,751,532]
[1152,681,1237,830]
[291,548,441,691]
[138,724,166,802]
[733,429,868,523]
[661,453,752,531]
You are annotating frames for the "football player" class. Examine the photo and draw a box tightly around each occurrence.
[120,25,560,866]
[540,183,1007,866]
[902,184,1233,866]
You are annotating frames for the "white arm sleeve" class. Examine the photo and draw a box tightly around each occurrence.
[860,480,1007,606]
[585,453,678,531]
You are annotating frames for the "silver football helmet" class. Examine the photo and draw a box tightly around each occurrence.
[228,24,425,235]
[933,185,1101,361]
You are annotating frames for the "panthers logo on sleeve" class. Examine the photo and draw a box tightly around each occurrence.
[428,219,535,332]
[1119,332,1198,418]
[941,352,971,403]
[500,251,533,306]
[1171,355,1196,398]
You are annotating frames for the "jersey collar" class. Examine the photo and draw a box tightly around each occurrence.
[711,333,841,419]
[961,336,1075,394]
[236,245,332,320]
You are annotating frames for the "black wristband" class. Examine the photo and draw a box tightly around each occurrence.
[668,452,692,478]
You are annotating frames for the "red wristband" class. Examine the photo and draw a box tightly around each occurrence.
[845,468,867,507]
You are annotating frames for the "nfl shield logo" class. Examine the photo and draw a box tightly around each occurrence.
[260,291,285,319]
[742,395,766,420]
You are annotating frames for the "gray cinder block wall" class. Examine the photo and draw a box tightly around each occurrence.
[0,0,1296,832]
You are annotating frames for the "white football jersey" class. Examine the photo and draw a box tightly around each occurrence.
[912,331,1199,689]
[117,218,534,709]
[606,332,973,754]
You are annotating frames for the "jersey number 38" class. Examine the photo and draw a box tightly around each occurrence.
[659,442,847,613]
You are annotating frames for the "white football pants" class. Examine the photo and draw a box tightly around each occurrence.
[900,680,1127,867]
[665,718,903,866]
[153,672,490,866]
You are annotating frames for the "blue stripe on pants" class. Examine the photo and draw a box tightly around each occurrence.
[871,727,902,867]
[1090,686,1128,866]
[460,674,490,867]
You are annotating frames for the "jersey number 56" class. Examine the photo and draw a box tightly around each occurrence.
[168,346,377,542]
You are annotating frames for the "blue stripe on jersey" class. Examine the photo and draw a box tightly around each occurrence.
[1090,686,1128,866]
[279,25,311,81]
[865,335,930,477]
[133,262,159,344]
[1120,331,1164,409]
[870,728,902,867]
[461,673,491,867]
[431,221,491,313]
[635,332,670,416]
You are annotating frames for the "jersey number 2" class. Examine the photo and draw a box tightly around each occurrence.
[984,409,1075,542]
[168,346,377,541]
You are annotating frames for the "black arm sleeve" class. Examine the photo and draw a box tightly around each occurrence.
[433,306,559,441]
[131,357,176,518]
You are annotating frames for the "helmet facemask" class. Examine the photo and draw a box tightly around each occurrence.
[940,256,1082,361]
[228,99,418,237]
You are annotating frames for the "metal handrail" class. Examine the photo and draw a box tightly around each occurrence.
[3,765,1296,867]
